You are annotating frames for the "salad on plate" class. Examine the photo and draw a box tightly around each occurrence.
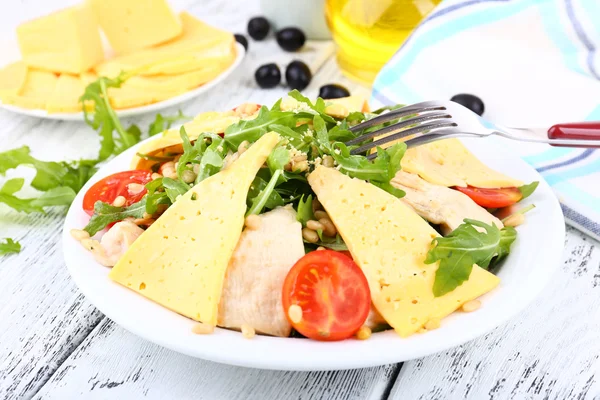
[70,91,538,341]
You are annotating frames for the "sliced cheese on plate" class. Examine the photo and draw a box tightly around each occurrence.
[89,0,182,54]
[308,166,500,337]
[401,138,523,188]
[0,61,27,98]
[46,74,86,113]
[2,69,58,110]
[109,131,280,326]
[17,4,104,74]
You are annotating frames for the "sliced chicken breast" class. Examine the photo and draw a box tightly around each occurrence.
[391,171,503,234]
[218,205,304,337]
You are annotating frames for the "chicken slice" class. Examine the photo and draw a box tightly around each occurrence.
[391,171,503,234]
[91,220,145,267]
[218,205,304,337]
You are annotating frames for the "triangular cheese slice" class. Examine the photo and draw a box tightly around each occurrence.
[110,131,280,326]
[308,166,500,337]
[400,138,523,188]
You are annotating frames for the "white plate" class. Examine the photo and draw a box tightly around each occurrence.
[62,136,565,371]
[1,43,245,121]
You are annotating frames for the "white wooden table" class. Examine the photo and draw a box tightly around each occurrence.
[1,1,600,399]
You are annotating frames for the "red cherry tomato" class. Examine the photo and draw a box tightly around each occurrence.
[454,185,522,208]
[82,170,152,216]
[282,250,371,341]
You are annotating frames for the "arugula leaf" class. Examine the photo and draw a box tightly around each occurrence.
[148,110,190,136]
[296,194,315,227]
[162,177,190,203]
[144,178,171,215]
[518,181,539,200]
[224,106,296,149]
[0,146,97,193]
[288,90,336,123]
[426,219,518,297]
[315,234,348,251]
[0,178,60,213]
[80,73,138,159]
[247,169,282,216]
[267,146,290,175]
[0,238,21,255]
[84,199,147,236]
[247,176,285,210]
[30,187,77,208]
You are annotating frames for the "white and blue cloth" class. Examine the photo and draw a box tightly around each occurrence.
[371,0,600,241]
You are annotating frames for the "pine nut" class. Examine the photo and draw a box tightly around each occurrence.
[461,300,481,313]
[356,326,371,340]
[293,160,309,172]
[80,238,100,251]
[306,220,324,231]
[312,198,322,212]
[127,183,145,195]
[245,214,261,230]
[151,173,162,180]
[314,210,328,220]
[302,228,319,243]
[241,324,255,339]
[192,322,215,334]
[316,246,326,251]
[322,155,335,168]
[238,140,249,154]
[318,217,337,237]
[424,319,441,331]
[70,229,90,241]
[288,305,303,324]
[504,213,525,227]
[182,169,197,184]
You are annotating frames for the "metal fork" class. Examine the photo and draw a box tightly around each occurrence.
[345,100,600,158]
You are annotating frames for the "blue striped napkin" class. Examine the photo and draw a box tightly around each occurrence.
[370,0,600,241]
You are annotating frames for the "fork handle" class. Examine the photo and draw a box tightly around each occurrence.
[548,122,600,147]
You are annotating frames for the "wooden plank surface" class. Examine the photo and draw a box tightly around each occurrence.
[390,226,600,400]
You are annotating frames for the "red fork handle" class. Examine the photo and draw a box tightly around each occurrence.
[548,121,600,147]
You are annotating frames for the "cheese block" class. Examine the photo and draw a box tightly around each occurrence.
[94,12,234,78]
[2,69,58,110]
[308,166,500,337]
[46,74,85,113]
[17,5,104,74]
[107,85,182,110]
[326,95,370,112]
[89,0,182,54]
[130,112,241,169]
[0,62,27,98]
[109,132,280,326]
[400,138,523,188]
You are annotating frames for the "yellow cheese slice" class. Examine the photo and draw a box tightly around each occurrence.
[130,112,241,169]
[2,69,58,110]
[0,61,27,98]
[308,166,500,337]
[17,4,104,74]
[110,131,280,326]
[107,85,182,110]
[89,0,182,54]
[94,12,233,78]
[122,66,222,93]
[326,95,370,112]
[400,138,523,188]
[46,74,85,113]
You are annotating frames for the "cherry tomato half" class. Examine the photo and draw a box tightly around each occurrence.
[282,250,371,341]
[454,185,522,208]
[82,170,152,216]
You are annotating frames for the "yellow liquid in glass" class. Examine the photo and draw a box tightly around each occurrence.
[325,0,441,84]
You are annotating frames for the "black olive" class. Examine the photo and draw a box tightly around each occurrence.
[450,93,485,116]
[247,17,270,40]
[318,84,350,99]
[255,63,281,88]
[276,27,306,52]
[285,61,312,90]
[234,34,248,51]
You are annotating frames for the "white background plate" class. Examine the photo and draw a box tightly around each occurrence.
[62,135,565,371]
[0,43,245,121]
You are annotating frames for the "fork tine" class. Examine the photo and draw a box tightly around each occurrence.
[345,112,452,146]
[364,129,461,160]
[351,120,457,156]
[349,104,447,133]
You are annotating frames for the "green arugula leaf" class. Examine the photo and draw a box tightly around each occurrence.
[162,177,190,203]
[148,110,190,136]
[247,176,285,210]
[0,146,97,193]
[426,219,518,297]
[518,181,539,200]
[247,169,282,216]
[296,194,315,227]
[144,178,171,215]
[84,199,147,236]
[0,238,21,255]
[315,234,348,251]
[30,187,77,208]
[266,146,290,175]
[224,106,296,149]
[0,179,44,213]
